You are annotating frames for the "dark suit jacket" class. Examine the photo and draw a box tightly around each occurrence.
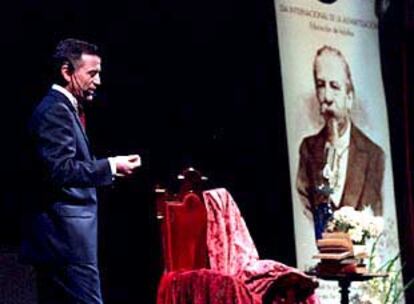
[297,124,384,216]
[21,89,113,264]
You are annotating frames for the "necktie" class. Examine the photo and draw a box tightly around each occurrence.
[78,104,86,130]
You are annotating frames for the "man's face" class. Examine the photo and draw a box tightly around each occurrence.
[68,54,101,101]
[314,52,352,123]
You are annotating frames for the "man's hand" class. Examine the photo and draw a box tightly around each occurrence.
[114,154,141,177]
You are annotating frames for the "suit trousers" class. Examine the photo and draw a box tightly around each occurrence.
[35,262,103,304]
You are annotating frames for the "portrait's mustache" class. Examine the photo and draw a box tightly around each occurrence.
[320,106,335,118]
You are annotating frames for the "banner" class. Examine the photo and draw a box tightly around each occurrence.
[274,0,404,302]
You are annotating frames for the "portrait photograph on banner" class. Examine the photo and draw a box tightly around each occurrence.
[274,0,404,302]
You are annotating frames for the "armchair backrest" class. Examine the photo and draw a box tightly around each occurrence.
[155,168,209,272]
[155,169,319,304]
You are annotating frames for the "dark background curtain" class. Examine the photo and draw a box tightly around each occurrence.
[0,0,412,303]
[379,0,414,302]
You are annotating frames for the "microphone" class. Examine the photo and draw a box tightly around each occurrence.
[85,91,97,99]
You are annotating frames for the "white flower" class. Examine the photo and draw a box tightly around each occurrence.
[327,206,384,243]
[348,227,364,243]
[368,217,384,238]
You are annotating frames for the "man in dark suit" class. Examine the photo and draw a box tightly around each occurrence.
[296,45,384,218]
[21,38,141,304]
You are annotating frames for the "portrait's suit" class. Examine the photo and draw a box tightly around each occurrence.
[21,89,113,303]
[297,123,384,216]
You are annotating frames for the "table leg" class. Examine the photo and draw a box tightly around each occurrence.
[338,279,351,304]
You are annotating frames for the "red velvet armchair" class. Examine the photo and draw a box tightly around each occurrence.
[155,168,319,304]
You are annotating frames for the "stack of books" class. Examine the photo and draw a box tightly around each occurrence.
[313,232,367,274]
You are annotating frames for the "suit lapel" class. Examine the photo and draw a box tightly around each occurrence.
[50,89,91,147]
[309,128,328,190]
[73,112,90,147]
[341,125,368,208]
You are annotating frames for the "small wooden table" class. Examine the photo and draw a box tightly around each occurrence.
[306,271,388,304]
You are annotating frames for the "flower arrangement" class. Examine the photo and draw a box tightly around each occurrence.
[324,207,414,303]
[325,206,383,245]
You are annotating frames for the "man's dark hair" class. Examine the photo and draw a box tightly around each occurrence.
[52,38,99,85]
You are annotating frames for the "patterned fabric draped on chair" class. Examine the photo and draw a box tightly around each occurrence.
[157,188,319,304]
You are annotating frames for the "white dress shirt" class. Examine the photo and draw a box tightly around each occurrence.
[322,123,351,207]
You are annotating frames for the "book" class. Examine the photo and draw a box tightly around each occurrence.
[322,232,351,239]
[317,238,353,252]
[314,232,369,267]
[316,261,367,274]
[313,251,353,260]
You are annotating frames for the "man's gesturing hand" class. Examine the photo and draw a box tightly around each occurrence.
[114,154,141,177]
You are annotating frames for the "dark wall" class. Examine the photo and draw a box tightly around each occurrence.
[1,0,294,303]
[379,1,414,302]
[1,0,412,303]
